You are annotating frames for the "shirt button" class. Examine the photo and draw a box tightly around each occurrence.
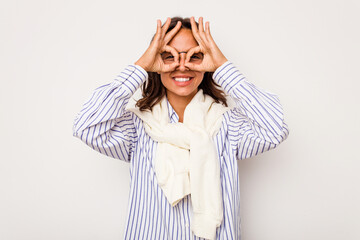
[185,223,189,228]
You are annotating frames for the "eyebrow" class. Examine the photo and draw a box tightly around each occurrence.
[161,51,187,55]
[161,51,202,55]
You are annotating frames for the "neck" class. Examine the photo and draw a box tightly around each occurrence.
[167,91,197,123]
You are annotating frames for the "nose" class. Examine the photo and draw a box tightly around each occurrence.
[176,52,188,71]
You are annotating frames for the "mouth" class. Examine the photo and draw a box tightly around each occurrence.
[173,77,193,82]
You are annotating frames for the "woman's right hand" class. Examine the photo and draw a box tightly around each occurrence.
[135,18,182,73]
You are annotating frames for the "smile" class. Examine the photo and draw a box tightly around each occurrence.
[174,77,192,82]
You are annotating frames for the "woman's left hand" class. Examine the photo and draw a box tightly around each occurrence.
[185,17,228,72]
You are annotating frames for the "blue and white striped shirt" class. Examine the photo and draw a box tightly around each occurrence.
[73,62,289,240]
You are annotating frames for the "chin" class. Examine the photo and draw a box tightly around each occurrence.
[166,87,199,99]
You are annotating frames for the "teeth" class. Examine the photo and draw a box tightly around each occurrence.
[174,77,191,82]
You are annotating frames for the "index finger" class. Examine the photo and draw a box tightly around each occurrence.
[185,46,201,63]
[160,17,171,39]
[190,17,202,43]
[163,21,182,44]
[163,45,180,64]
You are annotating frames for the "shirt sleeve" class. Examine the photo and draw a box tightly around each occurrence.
[213,61,289,160]
[72,65,148,162]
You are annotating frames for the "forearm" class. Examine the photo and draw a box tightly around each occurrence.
[213,61,289,146]
[72,65,147,157]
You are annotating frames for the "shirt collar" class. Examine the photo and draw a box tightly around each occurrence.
[166,97,179,123]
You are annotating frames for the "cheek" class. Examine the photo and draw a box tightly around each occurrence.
[195,73,205,85]
[160,73,170,86]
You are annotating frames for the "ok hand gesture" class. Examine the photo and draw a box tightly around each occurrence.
[185,17,228,72]
[135,18,182,73]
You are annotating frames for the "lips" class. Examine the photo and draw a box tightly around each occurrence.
[171,75,194,86]
[172,75,193,83]
[174,77,191,82]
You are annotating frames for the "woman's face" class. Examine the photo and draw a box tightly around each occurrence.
[160,28,205,102]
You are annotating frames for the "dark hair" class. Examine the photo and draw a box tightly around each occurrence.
[136,17,228,111]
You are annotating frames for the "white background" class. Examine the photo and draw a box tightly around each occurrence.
[1,0,359,239]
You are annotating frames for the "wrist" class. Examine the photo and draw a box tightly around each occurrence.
[134,60,149,72]
[214,57,228,70]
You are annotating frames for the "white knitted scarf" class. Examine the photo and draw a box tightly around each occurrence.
[127,89,229,240]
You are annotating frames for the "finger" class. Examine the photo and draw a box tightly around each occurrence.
[153,19,162,42]
[157,19,161,31]
[162,45,180,72]
[164,21,182,44]
[205,21,214,42]
[185,46,201,63]
[166,61,181,72]
[162,57,180,72]
[190,16,202,43]
[184,61,202,71]
[162,64,176,72]
[163,45,180,63]
[198,17,209,43]
[205,21,210,34]
[198,17,204,33]
[160,17,171,39]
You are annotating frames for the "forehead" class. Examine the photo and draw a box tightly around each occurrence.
[168,29,198,52]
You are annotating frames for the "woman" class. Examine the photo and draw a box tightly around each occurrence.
[73,16,289,240]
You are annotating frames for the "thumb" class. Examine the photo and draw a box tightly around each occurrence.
[162,61,180,72]
[184,61,203,71]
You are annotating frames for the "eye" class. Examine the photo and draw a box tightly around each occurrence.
[161,52,175,62]
[190,53,203,62]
